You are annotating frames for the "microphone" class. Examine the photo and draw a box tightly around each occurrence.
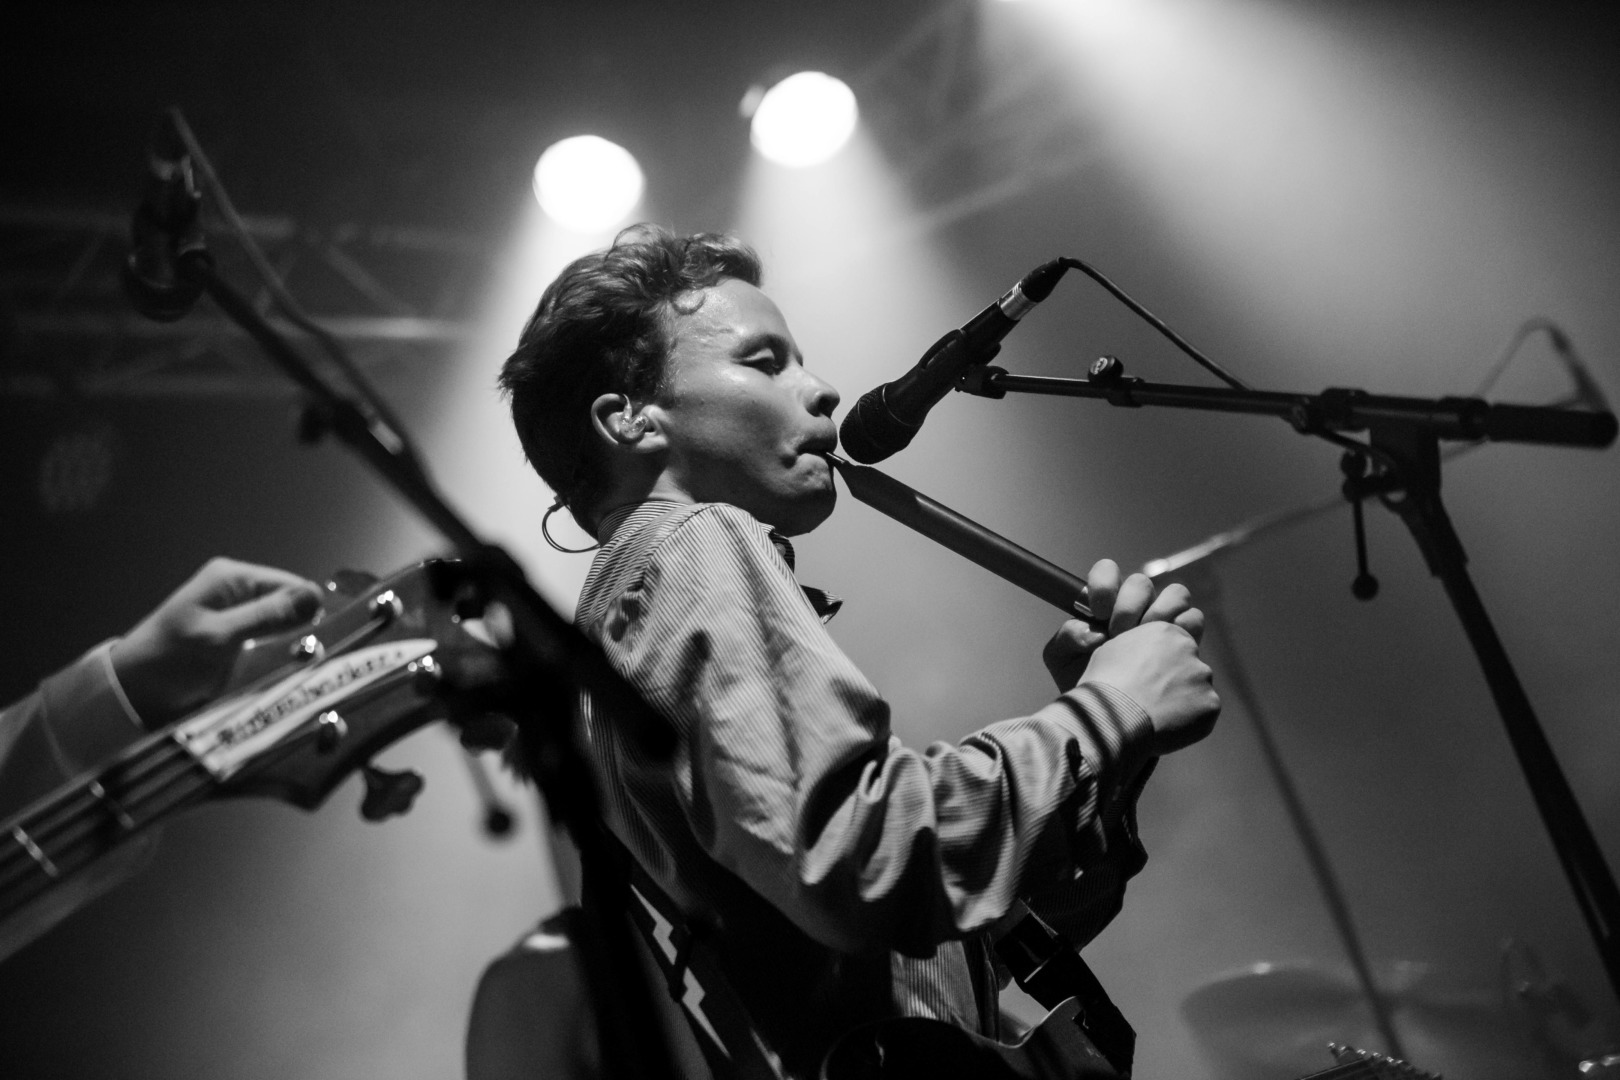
[839,258,1067,463]
[122,110,211,321]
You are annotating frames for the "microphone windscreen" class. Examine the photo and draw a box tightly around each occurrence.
[838,386,921,464]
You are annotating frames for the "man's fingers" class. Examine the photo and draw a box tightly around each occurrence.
[206,581,323,642]
[1108,572,1156,636]
[1085,559,1122,623]
[1173,607,1205,644]
[1043,618,1107,692]
[1043,620,1103,666]
[185,557,318,610]
[1141,582,1193,624]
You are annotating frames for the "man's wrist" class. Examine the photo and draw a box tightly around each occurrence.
[38,640,148,775]
[98,637,149,730]
[1053,680,1156,798]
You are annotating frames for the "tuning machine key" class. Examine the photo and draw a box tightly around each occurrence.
[371,589,404,622]
[290,634,324,663]
[359,763,424,821]
[409,655,441,694]
[315,710,347,753]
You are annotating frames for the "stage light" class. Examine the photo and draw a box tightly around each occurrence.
[748,72,858,168]
[531,135,644,232]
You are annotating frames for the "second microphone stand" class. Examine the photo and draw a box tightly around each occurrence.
[958,358,1620,1007]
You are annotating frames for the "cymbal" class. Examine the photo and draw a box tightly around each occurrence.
[1179,960,1550,1080]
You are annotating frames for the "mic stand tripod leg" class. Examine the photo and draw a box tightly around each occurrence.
[1196,582,1406,1061]
[1367,423,1620,1005]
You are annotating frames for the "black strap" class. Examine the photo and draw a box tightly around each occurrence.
[586,828,780,1080]
[993,904,1135,1078]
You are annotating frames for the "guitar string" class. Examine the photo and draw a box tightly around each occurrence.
[4,732,184,835]
[0,606,401,893]
[0,682,320,895]
[0,736,240,897]
[0,758,216,914]
[0,741,206,897]
[0,737,193,860]
[2,664,431,906]
[1306,1052,1402,1080]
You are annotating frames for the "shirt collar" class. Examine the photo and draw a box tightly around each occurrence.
[597,500,843,623]
[766,528,843,623]
[595,499,680,545]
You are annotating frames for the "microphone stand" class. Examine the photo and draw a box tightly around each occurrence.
[170,251,682,1080]
[1155,558,1410,1060]
[958,361,1620,1006]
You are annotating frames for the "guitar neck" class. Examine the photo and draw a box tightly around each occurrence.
[1,729,216,921]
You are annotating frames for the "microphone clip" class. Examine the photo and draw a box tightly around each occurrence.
[956,363,1006,400]
[122,121,215,322]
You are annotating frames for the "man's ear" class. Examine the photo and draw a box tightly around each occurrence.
[589,393,664,452]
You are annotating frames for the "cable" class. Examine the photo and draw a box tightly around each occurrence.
[1059,256,1251,390]
[1052,255,1395,469]
[1472,315,1609,413]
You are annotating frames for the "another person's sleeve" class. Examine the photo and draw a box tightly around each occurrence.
[0,641,157,960]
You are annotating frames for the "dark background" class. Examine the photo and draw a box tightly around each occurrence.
[2,2,1618,1078]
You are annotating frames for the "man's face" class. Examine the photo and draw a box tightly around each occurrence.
[651,277,841,536]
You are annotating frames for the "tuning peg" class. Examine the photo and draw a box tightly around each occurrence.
[1580,1052,1620,1077]
[359,763,425,821]
[325,569,380,600]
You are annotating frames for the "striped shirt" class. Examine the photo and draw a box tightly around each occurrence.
[576,499,1157,1080]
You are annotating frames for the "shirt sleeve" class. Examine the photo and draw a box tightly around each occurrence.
[0,640,156,961]
[0,640,146,815]
[592,504,1156,958]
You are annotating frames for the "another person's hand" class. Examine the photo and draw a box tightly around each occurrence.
[1042,559,1218,755]
[110,558,323,727]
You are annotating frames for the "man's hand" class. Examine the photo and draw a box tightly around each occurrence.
[110,557,323,727]
[1042,559,1219,755]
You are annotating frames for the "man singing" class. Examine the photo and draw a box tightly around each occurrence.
[498,225,1219,1079]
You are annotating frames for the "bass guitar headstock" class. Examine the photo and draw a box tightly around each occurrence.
[184,559,508,815]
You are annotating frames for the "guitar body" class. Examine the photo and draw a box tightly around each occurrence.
[822,998,1121,1080]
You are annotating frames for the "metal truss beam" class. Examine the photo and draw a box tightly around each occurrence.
[849,1,1096,234]
[0,203,485,400]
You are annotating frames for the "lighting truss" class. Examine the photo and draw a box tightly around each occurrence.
[851,1,1098,239]
[0,204,483,399]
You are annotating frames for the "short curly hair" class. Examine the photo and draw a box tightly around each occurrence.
[498,224,762,529]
